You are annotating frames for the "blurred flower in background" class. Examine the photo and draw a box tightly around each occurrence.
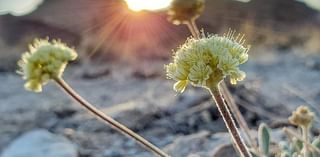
[298,0,320,11]
[234,0,320,11]
[0,0,43,16]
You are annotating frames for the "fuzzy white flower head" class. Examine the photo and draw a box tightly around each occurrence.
[17,38,77,92]
[165,30,250,93]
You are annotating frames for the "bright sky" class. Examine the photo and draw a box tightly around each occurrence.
[0,0,43,16]
[234,0,251,3]
[124,0,172,12]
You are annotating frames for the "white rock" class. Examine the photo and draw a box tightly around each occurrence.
[1,129,78,157]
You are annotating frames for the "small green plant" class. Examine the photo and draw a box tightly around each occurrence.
[250,106,320,157]
[281,106,319,157]
[17,38,170,157]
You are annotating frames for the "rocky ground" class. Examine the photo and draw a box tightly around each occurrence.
[0,0,320,156]
[0,47,320,157]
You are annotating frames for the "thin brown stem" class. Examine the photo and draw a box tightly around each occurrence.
[208,84,251,157]
[54,77,170,157]
[221,82,257,150]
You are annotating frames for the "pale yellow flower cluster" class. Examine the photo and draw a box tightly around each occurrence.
[17,39,77,92]
[168,0,205,25]
[165,31,250,93]
[289,106,315,128]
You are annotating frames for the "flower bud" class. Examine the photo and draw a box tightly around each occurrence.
[289,105,315,128]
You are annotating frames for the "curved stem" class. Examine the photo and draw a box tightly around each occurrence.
[207,84,251,157]
[54,77,170,157]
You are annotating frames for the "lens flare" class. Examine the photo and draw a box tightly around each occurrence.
[75,1,181,61]
[124,0,172,12]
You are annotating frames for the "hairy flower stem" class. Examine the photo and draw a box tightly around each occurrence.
[208,84,251,157]
[221,83,257,150]
[302,126,309,157]
[184,20,256,150]
[54,77,170,157]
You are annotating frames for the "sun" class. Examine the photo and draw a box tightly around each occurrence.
[124,0,172,12]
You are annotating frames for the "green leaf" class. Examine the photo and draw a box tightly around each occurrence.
[309,152,314,157]
[312,137,320,148]
[291,137,303,152]
[292,152,299,157]
[258,123,271,155]
[249,150,260,157]
[280,151,291,157]
[312,137,320,157]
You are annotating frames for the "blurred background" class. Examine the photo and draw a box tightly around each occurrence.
[0,0,320,157]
